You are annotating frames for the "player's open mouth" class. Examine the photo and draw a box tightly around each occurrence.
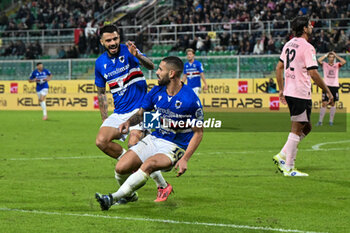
[109,46,117,53]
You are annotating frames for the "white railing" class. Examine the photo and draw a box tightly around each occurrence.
[0,54,349,81]
[1,18,348,47]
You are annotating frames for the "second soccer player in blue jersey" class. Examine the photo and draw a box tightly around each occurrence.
[182,48,208,96]
[95,56,204,210]
[94,25,170,204]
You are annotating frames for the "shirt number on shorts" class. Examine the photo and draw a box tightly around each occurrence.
[172,147,184,161]
[286,48,296,71]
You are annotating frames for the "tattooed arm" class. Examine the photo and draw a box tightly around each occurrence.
[97,86,108,121]
[119,108,145,133]
[126,41,155,70]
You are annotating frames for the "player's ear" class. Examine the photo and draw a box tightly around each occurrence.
[100,39,104,46]
[169,70,176,79]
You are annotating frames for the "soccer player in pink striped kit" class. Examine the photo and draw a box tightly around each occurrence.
[273,16,333,176]
[316,51,346,126]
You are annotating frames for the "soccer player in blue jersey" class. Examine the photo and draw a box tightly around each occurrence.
[94,24,170,203]
[182,48,208,96]
[95,56,204,210]
[28,62,52,120]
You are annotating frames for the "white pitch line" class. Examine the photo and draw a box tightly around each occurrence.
[311,140,350,151]
[1,156,104,161]
[1,147,349,161]
[0,207,325,233]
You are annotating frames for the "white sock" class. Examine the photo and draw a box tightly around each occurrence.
[150,171,167,188]
[329,106,336,123]
[285,133,300,170]
[114,170,130,186]
[111,169,148,201]
[40,101,47,116]
[319,107,326,123]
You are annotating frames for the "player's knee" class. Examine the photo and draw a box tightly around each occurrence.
[95,135,108,150]
[115,162,129,175]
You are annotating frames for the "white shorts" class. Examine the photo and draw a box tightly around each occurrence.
[192,87,201,96]
[130,135,185,169]
[37,88,48,98]
[101,108,143,141]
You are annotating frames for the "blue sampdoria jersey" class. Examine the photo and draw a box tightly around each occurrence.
[29,69,51,92]
[142,84,203,149]
[183,60,204,88]
[95,44,147,114]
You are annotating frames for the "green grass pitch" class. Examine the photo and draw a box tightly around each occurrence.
[0,111,349,233]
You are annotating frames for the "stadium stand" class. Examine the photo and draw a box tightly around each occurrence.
[0,0,349,80]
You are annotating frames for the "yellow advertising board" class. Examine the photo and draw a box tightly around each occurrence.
[199,93,349,112]
[0,80,349,112]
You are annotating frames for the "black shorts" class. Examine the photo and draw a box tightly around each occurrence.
[322,86,339,102]
[285,96,312,123]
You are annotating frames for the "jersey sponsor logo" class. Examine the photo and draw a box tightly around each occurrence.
[94,96,99,109]
[104,63,130,79]
[238,81,248,93]
[10,83,18,94]
[269,96,280,110]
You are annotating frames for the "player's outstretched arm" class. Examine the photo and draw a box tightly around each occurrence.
[200,73,208,90]
[309,69,333,104]
[46,74,53,82]
[28,78,37,83]
[333,52,346,66]
[317,53,328,65]
[97,86,108,121]
[175,126,203,177]
[182,74,187,83]
[119,108,145,134]
[275,61,286,105]
[126,41,155,70]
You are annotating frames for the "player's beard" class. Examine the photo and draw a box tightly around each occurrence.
[105,44,119,56]
[158,74,170,86]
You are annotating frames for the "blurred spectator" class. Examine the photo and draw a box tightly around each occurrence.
[58,46,66,59]
[253,39,264,55]
[266,78,278,93]
[266,36,276,54]
[78,31,87,54]
[67,45,79,58]
[25,48,35,59]
[34,41,42,57]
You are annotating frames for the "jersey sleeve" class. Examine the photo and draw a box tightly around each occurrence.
[183,65,187,74]
[189,96,204,124]
[337,62,342,68]
[198,61,204,73]
[29,71,35,80]
[279,45,286,63]
[141,86,158,111]
[45,69,51,75]
[94,60,106,88]
[304,46,318,70]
